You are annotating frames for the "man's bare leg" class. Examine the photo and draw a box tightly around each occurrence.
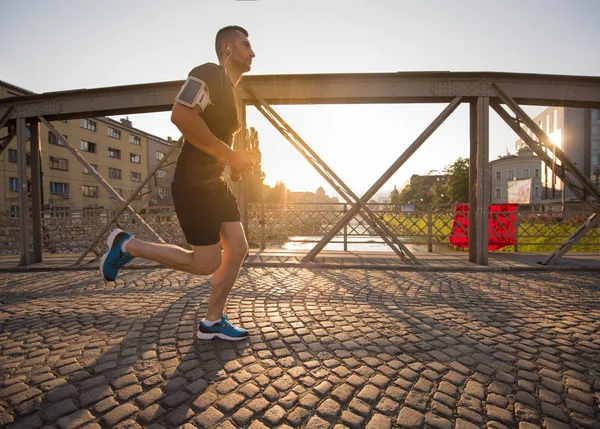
[204,221,248,320]
[125,239,222,275]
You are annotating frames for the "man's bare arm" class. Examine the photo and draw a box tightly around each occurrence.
[171,102,253,174]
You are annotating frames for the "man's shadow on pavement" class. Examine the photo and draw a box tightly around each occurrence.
[1,268,252,428]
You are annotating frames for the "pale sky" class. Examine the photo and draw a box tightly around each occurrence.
[2,0,599,197]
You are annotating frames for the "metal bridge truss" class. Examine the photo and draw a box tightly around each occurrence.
[1,71,600,266]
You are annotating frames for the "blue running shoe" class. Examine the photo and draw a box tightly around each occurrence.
[100,229,134,282]
[197,314,249,341]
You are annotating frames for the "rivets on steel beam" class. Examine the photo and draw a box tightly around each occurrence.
[432,82,492,96]
[14,102,62,118]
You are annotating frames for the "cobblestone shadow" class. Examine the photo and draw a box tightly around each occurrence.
[1,268,599,428]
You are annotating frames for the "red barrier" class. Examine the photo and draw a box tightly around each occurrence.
[449,203,518,250]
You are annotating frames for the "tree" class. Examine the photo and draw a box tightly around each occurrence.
[265,181,288,203]
[245,127,266,202]
[390,186,401,210]
[396,176,434,205]
[442,157,469,203]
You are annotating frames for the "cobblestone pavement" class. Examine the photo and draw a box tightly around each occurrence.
[1,268,599,429]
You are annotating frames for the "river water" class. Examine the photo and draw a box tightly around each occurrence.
[273,235,450,253]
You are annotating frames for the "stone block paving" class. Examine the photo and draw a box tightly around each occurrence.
[0,268,599,428]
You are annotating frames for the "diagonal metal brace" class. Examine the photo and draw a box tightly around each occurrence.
[489,91,600,265]
[304,97,463,263]
[541,211,600,265]
[492,83,600,203]
[242,84,420,264]
[491,102,595,210]
[74,137,183,265]
[39,118,167,260]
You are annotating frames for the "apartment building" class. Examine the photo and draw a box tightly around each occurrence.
[0,80,175,217]
[146,132,180,208]
[489,147,542,204]
[514,106,600,203]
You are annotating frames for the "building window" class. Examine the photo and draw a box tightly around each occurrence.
[158,187,169,197]
[534,168,540,178]
[507,169,515,180]
[80,119,97,131]
[534,186,540,198]
[8,149,17,163]
[9,177,19,192]
[495,188,501,199]
[522,168,530,178]
[554,109,558,132]
[48,132,66,146]
[83,164,97,174]
[81,140,97,153]
[156,151,165,161]
[131,172,142,182]
[495,171,501,180]
[10,205,19,218]
[108,147,121,159]
[50,182,69,195]
[157,169,167,178]
[108,127,121,139]
[108,167,122,179]
[49,156,69,171]
[130,135,141,145]
[130,153,141,164]
[82,185,98,197]
[49,206,70,218]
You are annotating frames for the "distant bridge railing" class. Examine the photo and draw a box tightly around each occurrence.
[246,202,600,252]
[1,203,599,255]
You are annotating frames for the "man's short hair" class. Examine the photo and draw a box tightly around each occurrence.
[215,26,249,60]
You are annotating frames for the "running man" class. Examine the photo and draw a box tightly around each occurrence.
[100,26,256,341]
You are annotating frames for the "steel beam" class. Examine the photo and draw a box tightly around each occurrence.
[475,97,490,266]
[2,72,600,122]
[468,101,478,263]
[233,101,248,232]
[0,106,14,129]
[0,128,16,156]
[29,120,43,263]
[16,118,31,266]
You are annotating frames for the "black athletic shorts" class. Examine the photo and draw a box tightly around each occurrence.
[171,177,241,246]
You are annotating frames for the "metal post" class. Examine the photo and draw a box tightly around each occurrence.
[476,97,490,265]
[427,204,433,252]
[260,202,265,250]
[233,102,248,234]
[514,210,519,252]
[16,118,31,266]
[343,204,348,252]
[469,101,478,263]
[29,120,43,263]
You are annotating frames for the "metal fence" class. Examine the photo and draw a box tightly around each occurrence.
[245,202,600,252]
[1,203,599,255]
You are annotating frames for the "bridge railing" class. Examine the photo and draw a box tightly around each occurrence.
[4,202,596,255]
